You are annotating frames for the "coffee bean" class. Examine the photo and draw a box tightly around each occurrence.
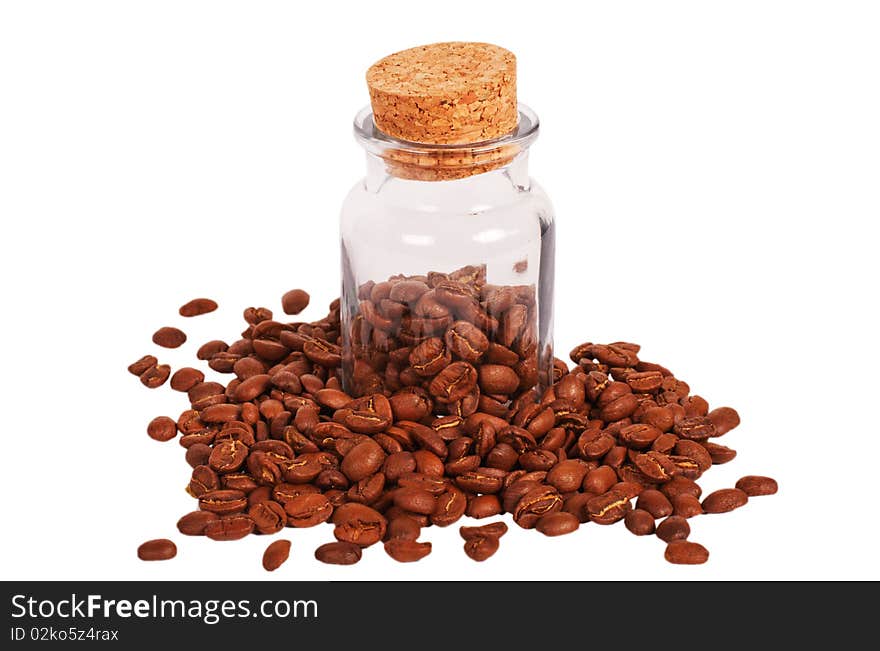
[625,509,655,535]
[285,493,333,528]
[332,503,387,547]
[205,514,254,541]
[147,416,177,442]
[170,367,205,392]
[243,307,273,325]
[137,539,177,561]
[536,511,580,536]
[341,439,386,482]
[263,539,291,571]
[463,535,500,562]
[282,289,310,315]
[583,465,618,495]
[702,442,737,464]
[386,517,421,541]
[672,494,704,518]
[209,439,249,473]
[187,465,219,497]
[153,326,187,349]
[177,510,220,535]
[198,489,247,515]
[140,364,171,388]
[636,489,673,519]
[197,340,228,360]
[656,515,690,542]
[702,488,749,513]
[674,417,716,441]
[707,407,740,436]
[664,540,709,565]
[185,443,213,468]
[586,489,631,525]
[462,494,499,519]
[660,476,702,501]
[179,298,218,317]
[735,475,778,496]
[384,539,432,562]
[429,362,477,403]
[248,500,287,534]
[128,355,157,376]
[315,541,362,565]
[674,440,713,472]
[478,364,520,395]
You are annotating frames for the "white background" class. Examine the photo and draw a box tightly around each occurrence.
[1,0,878,581]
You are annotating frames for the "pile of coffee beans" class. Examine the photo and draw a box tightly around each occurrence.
[130,279,776,570]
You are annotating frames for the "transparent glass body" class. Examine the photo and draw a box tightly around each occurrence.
[340,105,555,403]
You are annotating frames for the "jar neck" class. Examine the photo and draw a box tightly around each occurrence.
[363,149,531,193]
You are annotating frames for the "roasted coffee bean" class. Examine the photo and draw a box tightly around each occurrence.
[660,476,703,501]
[180,298,218,317]
[209,439,249,473]
[247,500,287,534]
[702,442,737,464]
[674,440,713,472]
[384,539,432,562]
[467,494,502,519]
[619,423,662,449]
[583,465,618,495]
[128,354,158,376]
[147,416,177,442]
[315,541,362,565]
[386,517,421,541]
[282,289,310,315]
[463,535,500,562]
[332,503,387,546]
[393,487,436,515]
[672,494,704,518]
[431,487,467,527]
[341,439,386,482]
[188,465,219,497]
[263,539,291,571]
[243,307,273,325]
[707,407,740,436]
[633,451,677,482]
[445,321,489,363]
[140,364,171,388]
[702,488,749,513]
[199,489,248,515]
[177,510,220,535]
[170,367,205,392]
[735,475,778,496]
[546,459,589,493]
[636,489,673,519]
[197,340,228,360]
[137,539,177,561]
[656,515,690,542]
[625,509,656,535]
[429,362,477,403]
[674,417,716,441]
[536,511,580,536]
[586,489,631,525]
[664,540,709,565]
[153,326,187,349]
[284,493,333,528]
[205,514,254,541]
[185,443,213,468]
[513,486,563,529]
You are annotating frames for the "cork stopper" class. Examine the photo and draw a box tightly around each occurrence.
[367,42,517,145]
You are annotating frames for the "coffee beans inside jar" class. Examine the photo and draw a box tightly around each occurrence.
[130,274,776,569]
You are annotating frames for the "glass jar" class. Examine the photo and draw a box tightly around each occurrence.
[340,104,555,406]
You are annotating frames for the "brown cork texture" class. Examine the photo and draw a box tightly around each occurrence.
[367,42,517,145]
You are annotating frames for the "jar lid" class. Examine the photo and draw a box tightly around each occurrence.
[366,42,517,145]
